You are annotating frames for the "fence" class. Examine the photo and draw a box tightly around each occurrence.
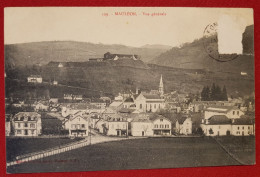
[6,139,88,167]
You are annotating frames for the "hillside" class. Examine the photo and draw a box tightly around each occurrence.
[4,41,169,68]
[151,25,254,75]
[5,58,254,99]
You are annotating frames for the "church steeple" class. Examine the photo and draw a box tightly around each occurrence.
[159,74,164,96]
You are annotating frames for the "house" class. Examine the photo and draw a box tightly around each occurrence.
[150,115,172,136]
[201,115,232,136]
[131,117,153,136]
[231,117,255,136]
[204,106,244,120]
[27,75,42,83]
[89,114,100,129]
[35,101,49,112]
[104,115,128,136]
[13,112,42,136]
[90,99,107,109]
[135,93,165,113]
[64,94,83,101]
[53,80,58,85]
[63,114,89,137]
[122,97,136,109]
[58,63,64,67]
[201,115,255,136]
[176,117,192,135]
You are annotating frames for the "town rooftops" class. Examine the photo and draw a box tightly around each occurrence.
[124,97,134,103]
[109,101,123,107]
[142,93,162,100]
[232,118,255,125]
[207,115,232,125]
[28,75,42,78]
[149,114,172,123]
[13,112,41,121]
[205,106,239,113]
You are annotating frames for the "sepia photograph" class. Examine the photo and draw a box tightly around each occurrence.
[4,7,255,174]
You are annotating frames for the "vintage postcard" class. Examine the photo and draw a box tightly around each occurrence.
[4,7,255,173]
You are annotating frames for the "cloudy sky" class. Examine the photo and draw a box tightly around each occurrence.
[4,7,253,47]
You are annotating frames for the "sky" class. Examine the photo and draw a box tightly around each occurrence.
[4,7,254,48]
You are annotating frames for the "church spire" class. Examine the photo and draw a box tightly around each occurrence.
[159,74,164,96]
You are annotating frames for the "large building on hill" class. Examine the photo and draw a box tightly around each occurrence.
[103,52,139,60]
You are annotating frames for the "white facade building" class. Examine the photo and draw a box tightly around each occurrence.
[13,112,42,136]
[27,75,42,83]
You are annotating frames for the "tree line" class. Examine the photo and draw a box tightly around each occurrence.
[201,83,228,101]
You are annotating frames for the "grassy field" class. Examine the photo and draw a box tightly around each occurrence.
[6,137,83,163]
[6,137,247,174]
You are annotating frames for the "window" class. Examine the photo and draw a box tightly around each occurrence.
[233,111,235,115]
[160,124,164,128]
[159,104,160,109]
[140,104,142,109]
[186,129,189,133]
[160,119,163,122]
[24,123,28,127]
[154,104,156,109]
[17,130,22,134]
[17,123,21,128]
[81,124,85,128]
[165,125,169,128]
[30,123,35,128]
[242,126,244,130]
[248,126,250,130]
[237,111,239,115]
[155,124,158,128]
[237,127,240,130]
[31,130,35,135]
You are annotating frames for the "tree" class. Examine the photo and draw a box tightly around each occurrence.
[205,86,210,101]
[222,85,228,101]
[215,85,222,101]
[210,83,216,100]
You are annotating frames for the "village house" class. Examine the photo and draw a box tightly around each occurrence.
[63,114,89,137]
[64,94,83,101]
[150,115,172,136]
[89,114,101,129]
[104,115,128,136]
[90,99,107,109]
[131,116,153,136]
[201,115,232,136]
[27,75,43,83]
[231,117,255,136]
[204,106,244,120]
[176,117,193,135]
[13,112,42,136]
[34,100,49,112]
[122,97,136,109]
[200,115,255,136]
